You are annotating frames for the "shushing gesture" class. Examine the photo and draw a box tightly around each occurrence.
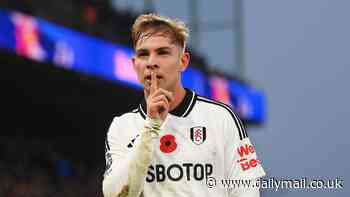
[146,71,174,121]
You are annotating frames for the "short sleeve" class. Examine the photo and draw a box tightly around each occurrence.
[223,109,266,181]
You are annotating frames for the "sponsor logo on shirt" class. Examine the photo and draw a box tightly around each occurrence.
[190,126,206,145]
[236,144,260,171]
[146,163,213,182]
[127,134,140,148]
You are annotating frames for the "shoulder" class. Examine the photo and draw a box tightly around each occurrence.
[120,108,141,119]
[195,95,237,118]
[195,95,247,140]
[106,108,142,142]
[108,108,141,131]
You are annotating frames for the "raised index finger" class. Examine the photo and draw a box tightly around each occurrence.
[150,71,158,94]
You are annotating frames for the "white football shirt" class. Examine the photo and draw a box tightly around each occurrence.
[103,89,266,197]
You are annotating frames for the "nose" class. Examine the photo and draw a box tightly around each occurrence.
[146,54,159,70]
[146,64,159,70]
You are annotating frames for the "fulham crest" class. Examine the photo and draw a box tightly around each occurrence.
[190,126,206,145]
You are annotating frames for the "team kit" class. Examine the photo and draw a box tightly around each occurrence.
[104,89,265,196]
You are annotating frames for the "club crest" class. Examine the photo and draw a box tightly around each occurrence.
[190,126,206,145]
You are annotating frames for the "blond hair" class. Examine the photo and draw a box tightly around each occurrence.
[131,13,189,50]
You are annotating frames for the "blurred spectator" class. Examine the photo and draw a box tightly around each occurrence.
[0,0,209,72]
[0,136,104,197]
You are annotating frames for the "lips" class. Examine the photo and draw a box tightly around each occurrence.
[144,74,163,81]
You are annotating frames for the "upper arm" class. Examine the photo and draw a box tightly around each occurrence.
[103,116,133,197]
[223,108,265,181]
[104,117,129,176]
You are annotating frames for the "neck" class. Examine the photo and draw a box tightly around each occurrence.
[169,85,186,111]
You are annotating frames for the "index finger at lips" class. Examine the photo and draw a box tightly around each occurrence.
[150,71,158,94]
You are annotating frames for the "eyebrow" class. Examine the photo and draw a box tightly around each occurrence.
[136,46,172,53]
[156,47,172,51]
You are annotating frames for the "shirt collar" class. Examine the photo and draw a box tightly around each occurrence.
[138,88,197,119]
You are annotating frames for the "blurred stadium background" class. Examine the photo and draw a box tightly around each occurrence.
[0,0,349,197]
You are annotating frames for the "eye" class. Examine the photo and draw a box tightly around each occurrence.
[136,51,148,57]
[158,50,170,55]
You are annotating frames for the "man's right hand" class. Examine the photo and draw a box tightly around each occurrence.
[146,71,174,121]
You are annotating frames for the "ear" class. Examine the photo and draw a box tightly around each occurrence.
[179,52,190,72]
[131,56,136,71]
[131,56,143,83]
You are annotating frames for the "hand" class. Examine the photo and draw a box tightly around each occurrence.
[146,71,174,121]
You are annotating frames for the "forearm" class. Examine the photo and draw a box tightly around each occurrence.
[229,179,260,197]
[102,153,132,197]
[103,119,161,197]
[232,187,260,197]
[127,119,159,197]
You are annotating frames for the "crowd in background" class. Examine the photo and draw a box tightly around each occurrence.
[0,137,104,197]
[0,0,208,72]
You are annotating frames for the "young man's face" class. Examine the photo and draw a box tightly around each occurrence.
[132,31,189,93]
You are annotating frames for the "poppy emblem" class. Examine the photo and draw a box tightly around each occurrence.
[160,134,177,154]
